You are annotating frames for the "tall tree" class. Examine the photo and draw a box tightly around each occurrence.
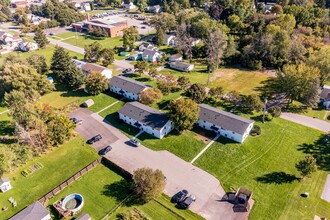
[134,60,148,75]
[33,28,49,48]
[84,42,103,62]
[168,98,199,132]
[140,88,163,105]
[176,22,195,63]
[100,48,115,67]
[309,46,330,87]
[133,168,166,203]
[85,72,108,95]
[209,86,224,99]
[123,27,140,51]
[296,155,317,179]
[47,114,75,146]
[177,76,190,89]
[205,29,227,73]
[27,54,48,75]
[186,83,206,103]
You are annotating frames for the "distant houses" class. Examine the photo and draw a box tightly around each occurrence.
[139,43,157,52]
[170,61,194,72]
[141,49,161,62]
[320,85,330,109]
[118,101,174,139]
[9,201,51,220]
[109,75,150,100]
[197,104,254,143]
[122,2,136,10]
[73,59,112,79]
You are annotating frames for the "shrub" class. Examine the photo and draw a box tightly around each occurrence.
[268,106,281,118]
[250,125,261,136]
[265,113,273,121]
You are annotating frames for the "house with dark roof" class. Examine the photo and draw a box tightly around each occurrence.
[9,201,51,220]
[142,48,161,62]
[170,61,194,72]
[109,76,150,100]
[118,102,174,138]
[320,85,330,109]
[197,104,254,143]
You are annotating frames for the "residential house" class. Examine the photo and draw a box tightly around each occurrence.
[145,5,161,13]
[170,61,194,72]
[109,75,150,100]
[0,177,12,192]
[168,54,182,62]
[9,201,51,220]
[122,2,136,9]
[142,49,161,62]
[129,53,140,61]
[73,59,112,79]
[197,104,254,143]
[139,42,157,52]
[320,85,330,109]
[72,16,128,37]
[17,41,38,52]
[0,32,21,46]
[118,101,174,139]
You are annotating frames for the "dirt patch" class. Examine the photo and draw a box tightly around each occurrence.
[195,131,212,144]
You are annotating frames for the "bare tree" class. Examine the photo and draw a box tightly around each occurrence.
[176,22,195,63]
[205,30,227,73]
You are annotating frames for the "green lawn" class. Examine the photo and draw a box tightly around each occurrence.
[136,127,214,162]
[0,137,99,219]
[194,117,330,220]
[109,194,204,220]
[48,164,131,220]
[63,35,123,49]
[301,108,329,121]
[0,112,14,137]
[39,84,120,112]
[54,31,79,39]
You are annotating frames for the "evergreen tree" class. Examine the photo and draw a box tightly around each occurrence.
[33,28,49,48]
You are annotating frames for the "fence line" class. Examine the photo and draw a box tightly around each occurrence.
[38,158,101,204]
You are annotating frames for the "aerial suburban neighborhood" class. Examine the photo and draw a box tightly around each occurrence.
[0,0,329,220]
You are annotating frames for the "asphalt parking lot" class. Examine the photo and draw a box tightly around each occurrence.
[70,108,252,220]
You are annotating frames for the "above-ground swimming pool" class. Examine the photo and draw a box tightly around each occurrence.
[61,193,84,215]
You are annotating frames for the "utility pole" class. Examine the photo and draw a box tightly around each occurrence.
[262,98,268,123]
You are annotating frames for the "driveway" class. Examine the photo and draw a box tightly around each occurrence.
[280,112,330,133]
[70,108,251,220]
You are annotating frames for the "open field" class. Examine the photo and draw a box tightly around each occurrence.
[194,117,330,220]
[0,137,99,219]
[48,164,131,220]
[63,35,123,49]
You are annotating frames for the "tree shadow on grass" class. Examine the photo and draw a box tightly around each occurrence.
[297,134,330,171]
[102,179,131,202]
[255,172,299,184]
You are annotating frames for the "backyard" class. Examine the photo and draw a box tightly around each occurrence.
[194,117,330,220]
[0,137,99,219]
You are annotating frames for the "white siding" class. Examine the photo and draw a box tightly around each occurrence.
[109,85,140,100]
[119,113,174,139]
[196,119,254,143]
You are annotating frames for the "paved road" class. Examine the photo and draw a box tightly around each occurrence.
[47,38,133,71]
[70,108,251,220]
[322,173,330,202]
[280,112,330,133]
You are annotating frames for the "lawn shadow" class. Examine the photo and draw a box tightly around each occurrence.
[297,134,330,171]
[255,172,299,184]
[0,120,14,136]
[102,179,131,202]
[250,114,264,123]
[83,34,105,41]
[214,136,238,145]
[134,77,151,82]
[104,113,140,137]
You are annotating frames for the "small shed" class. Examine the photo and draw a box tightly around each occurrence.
[47,76,54,84]
[0,177,12,192]
[82,99,94,108]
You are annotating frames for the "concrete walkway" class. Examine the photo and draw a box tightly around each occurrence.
[280,112,330,133]
[96,101,120,114]
[191,134,220,164]
[0,110,9,115]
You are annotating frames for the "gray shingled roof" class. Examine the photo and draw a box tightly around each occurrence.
[9,201,50,220]
[109,76,150,94]
[320,86,330,100]
[82,63,108,73]
[171,61,192,69]
[0,177,9,184]
[142,49,158,58]
[169,54,182,59]
[199,104,254,135]
[118,102,170,131]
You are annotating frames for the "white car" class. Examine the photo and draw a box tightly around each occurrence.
[129,138,140,146]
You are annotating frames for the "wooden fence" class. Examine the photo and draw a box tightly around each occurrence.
[38,158,102,204]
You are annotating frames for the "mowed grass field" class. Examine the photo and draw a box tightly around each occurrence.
[63,34,123,49]
[48,164,131,220]
[0,137,99,219]
[194,117,330,220]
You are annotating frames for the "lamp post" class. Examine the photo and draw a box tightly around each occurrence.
[262,98,268,123]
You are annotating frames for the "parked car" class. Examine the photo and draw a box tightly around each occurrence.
[141,26,146,29]
[171,190,188,203]
[99,146,112,155]
[178,195,196,209]
[70,118,83,125]
[87,134,102,144]
[122,68,134,74]
[129,138,140,146]
[48,32,54,36]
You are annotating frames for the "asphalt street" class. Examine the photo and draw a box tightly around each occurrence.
[70,108,251,220]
